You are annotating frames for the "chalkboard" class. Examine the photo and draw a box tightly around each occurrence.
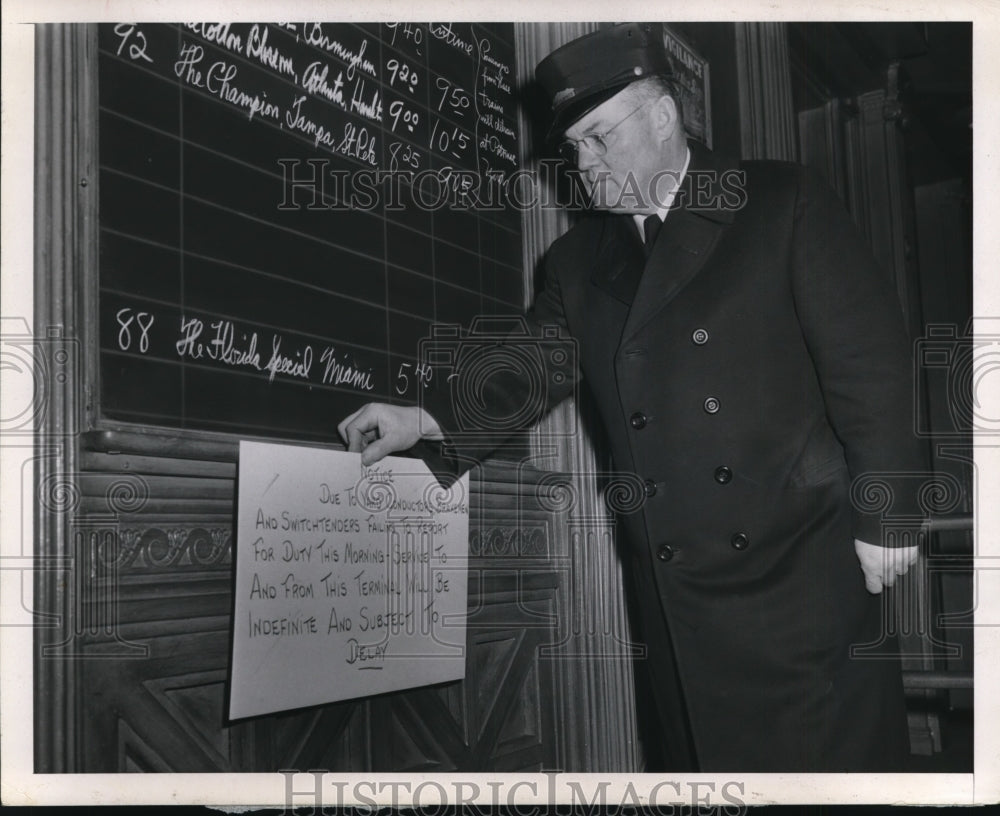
[97,23,523,442]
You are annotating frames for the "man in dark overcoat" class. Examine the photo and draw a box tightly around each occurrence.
[339,23,926,771]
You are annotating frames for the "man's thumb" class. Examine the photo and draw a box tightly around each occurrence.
[360,437,393,466]
[862,569,884,594]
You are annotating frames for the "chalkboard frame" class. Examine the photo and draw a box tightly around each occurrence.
[79,21,527,459]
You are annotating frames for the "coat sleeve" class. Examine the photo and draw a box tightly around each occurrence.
[790,168,929,544]
[409,239,582,486]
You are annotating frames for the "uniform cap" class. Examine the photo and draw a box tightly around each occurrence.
[535,22,674,142]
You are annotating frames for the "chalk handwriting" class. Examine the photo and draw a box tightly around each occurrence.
[320,347,376,391]
[385,23,423,55]
[477,37,511,79]
[349,79,383,123]
[116,307,154,353]
[174,42,205,86]
[385,58,419,93]
[114,23,153,63]
[265,337,312,383]
[434,76,471,117]
[286,95,337,150]
[301,60,346,105]
[183,23,243,54]
[338,122,379,166]
[205,59,281,122]
[430,119,471,161]
[429,23,474,57]
[246,24,298,82]
[302,25,376,81]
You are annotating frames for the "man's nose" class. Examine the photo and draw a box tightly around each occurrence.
[575,144,602,173]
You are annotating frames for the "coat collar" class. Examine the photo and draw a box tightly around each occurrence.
[672,139,740,225]
[586,141,742,341]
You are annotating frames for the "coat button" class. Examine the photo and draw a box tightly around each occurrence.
[656,544,675,562]
[714,466,732,484]
[643,479,658,497]
[731,532,750,550]
[630,412,648,430]
[703,396,720,414]
[692,328,710,345]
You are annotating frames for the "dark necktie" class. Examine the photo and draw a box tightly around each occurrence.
[643,213,662,257]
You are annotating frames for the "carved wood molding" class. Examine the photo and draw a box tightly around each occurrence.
[470,524,548,558]
[34,23,98,774]
[113,526,232,571]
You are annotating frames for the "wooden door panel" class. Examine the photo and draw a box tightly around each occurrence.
[254,702,371,771]
[79,632,247,772]
[65,457,564,773]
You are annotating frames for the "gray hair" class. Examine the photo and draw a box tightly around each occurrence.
[622,75,686,130]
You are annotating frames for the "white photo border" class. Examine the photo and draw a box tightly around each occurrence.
[1,0,997,807]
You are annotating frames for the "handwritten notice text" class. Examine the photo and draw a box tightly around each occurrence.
[230,442,469,719]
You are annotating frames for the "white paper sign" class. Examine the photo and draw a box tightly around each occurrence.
[230,441,469,719]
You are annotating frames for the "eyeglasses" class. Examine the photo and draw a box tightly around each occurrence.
[558,100,653,164]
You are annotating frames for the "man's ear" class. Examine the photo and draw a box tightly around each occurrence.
[651,94,680,141]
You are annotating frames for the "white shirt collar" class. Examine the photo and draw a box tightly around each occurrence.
[633,146,691,237]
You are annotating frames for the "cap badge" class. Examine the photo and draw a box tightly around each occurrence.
[553,87,576,108]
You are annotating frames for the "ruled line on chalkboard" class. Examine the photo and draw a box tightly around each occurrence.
[98,33,523,232]
[97,96,518,234]
[99,46,389,179]
[99,278,419,361]
[97,105,522,248]
[379,29,520,129]
[96,397,365,439]
[215,21,425,95]
[100,262,518,365]
[100,109,520,273]
[100,344,390,401]
[176,24,188,430]
[99,27,519,179]
[98,160,523,287]
[100,235,517,333]
[210,22,378,84]
[100,245,520,352]
[377,32,394,419]
[98,44,390,179]
[421,21,440,328]
[97,357,418,433]
[472,22,514,48]
[99,210,521,314]
[101,23,381,117]
[101,249,520,352]
[101,22,380,84]
[98,21,522,152]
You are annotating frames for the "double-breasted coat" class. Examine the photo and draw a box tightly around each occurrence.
[421,141,927,771]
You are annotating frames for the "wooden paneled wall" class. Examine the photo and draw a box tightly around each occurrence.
[56,448,566,772]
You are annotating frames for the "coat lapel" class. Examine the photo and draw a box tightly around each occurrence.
[588,214,646,305]
[620,143,740,343]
